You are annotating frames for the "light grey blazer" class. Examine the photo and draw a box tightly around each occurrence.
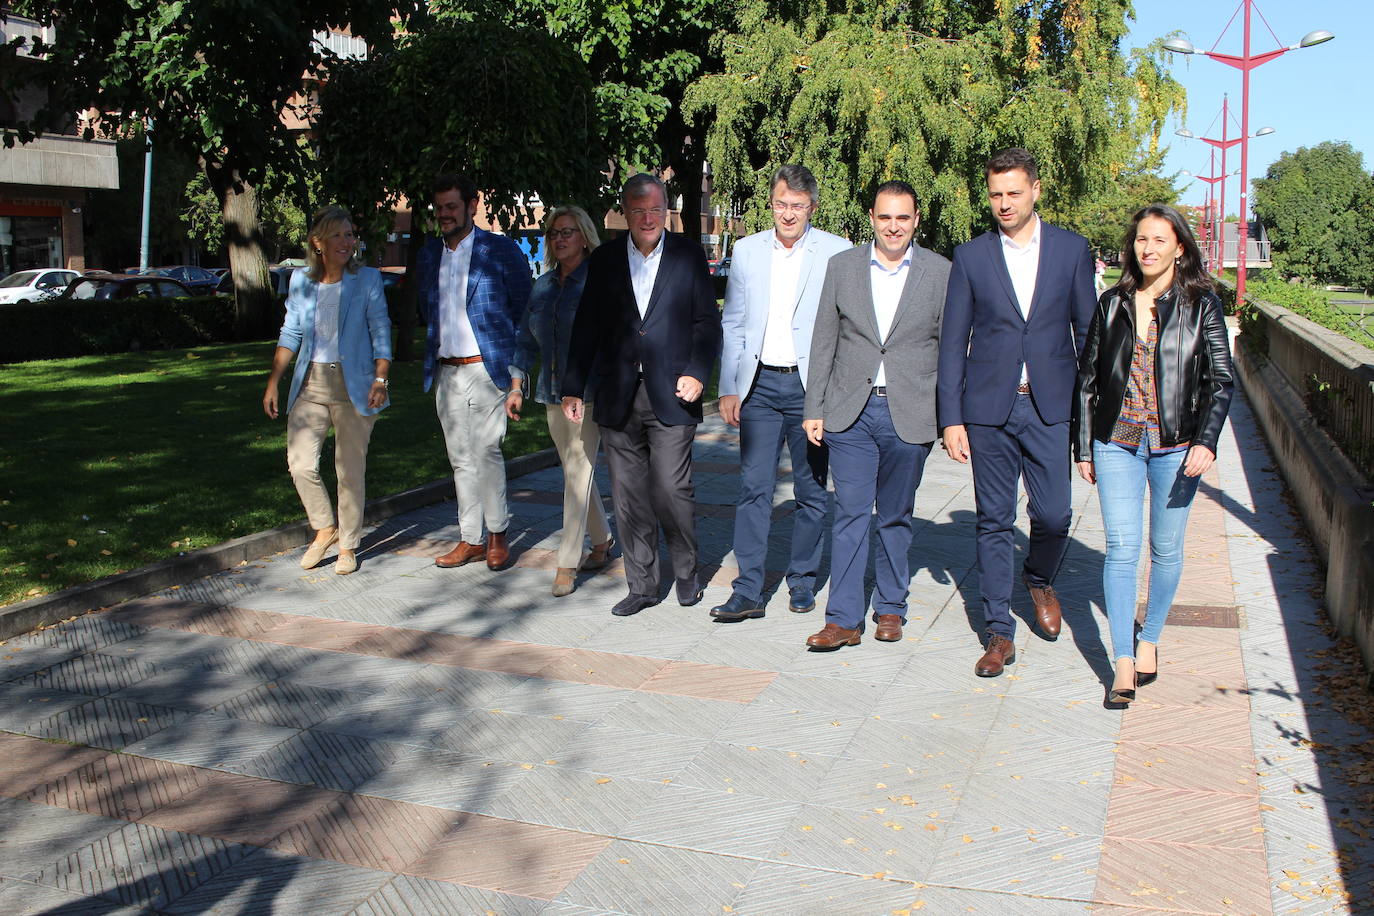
[804,243,951,443]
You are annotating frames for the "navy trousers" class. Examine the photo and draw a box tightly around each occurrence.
[824,394,932,630]
[966,392,1072,638]
[730,368,829,603]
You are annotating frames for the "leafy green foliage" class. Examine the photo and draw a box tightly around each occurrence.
[684,1,1184,253]
[1252,141,1374,290]
[182,166,315,264]
[0,295,244,363]
[1059,148,1181,256]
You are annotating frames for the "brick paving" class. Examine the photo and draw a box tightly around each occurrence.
[1,386,1371,914]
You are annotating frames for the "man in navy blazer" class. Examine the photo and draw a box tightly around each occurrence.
[937,148,1096,677]
[562,173,722,618]
[417,173,532,572]
[711,165,850,623]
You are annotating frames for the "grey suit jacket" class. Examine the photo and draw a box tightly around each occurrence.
[804,243,951,444]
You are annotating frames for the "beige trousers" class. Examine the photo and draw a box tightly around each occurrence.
[545,403,612,569]
[435,361,509,542]
[286,362,377,549]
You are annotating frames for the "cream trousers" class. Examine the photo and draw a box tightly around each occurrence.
[286,362,377,550]
[435,361,509,542]
[545,403,612,568]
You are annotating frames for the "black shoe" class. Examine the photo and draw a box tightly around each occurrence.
[788,586,816,614]
[710,593,765,622]
[1108,684,1137,705]
[676,575,705,607]
[1135,648,1158,686]
[612,594,657,617]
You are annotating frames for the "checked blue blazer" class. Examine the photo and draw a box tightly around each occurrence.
[417,227,532,392]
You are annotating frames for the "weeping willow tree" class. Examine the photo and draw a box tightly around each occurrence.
[685,0,1184,254]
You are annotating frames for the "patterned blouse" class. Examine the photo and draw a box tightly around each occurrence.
[1109,315,1190,455]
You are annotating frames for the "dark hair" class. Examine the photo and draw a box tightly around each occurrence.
[986,148,1039,183]
[433,173,478,204]
[870,179,919,211]
[620,172,667,209]
[770,164,819,205]
[1116,204,1215,303]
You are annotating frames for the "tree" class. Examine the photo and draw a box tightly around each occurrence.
[433,0,730,239]
[1060,148,1180,256]
[1252,141,1374,290]
[313,17,604,360]
[182,166,314,266]
[4,0,419,336]
[683,1,1184,254]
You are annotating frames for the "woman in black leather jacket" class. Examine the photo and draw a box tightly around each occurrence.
[1072,204,1234,704]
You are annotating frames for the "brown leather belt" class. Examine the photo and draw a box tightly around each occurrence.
[439,355,484,366]
[1017,381,1031,394]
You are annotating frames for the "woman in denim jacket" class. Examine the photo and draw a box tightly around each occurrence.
[513,206,613,595]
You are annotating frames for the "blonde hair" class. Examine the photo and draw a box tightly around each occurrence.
[542,205,601,272]
[305,204,363,281]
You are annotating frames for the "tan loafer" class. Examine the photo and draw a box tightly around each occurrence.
[335,550,358,576]
[300,530,339,570]
[552,568,576,597]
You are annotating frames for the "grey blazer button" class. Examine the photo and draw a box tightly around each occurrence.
[880,348,887,354]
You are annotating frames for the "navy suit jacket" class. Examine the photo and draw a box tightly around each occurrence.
[562,232,722,429]
[937,221,1096,427]
[417,227,532,392]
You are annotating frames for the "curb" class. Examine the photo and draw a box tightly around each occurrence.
[0,398,722,642]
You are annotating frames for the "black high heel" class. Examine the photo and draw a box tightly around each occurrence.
[1136,647,1158,687]
[1109,683,1136,704]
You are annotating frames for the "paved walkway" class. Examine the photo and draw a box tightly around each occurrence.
[1,387,1370,915]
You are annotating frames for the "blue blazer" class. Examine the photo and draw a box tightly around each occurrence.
[719,226,851,399]
[562,232,722,429]
[277,266,392,416]
[417,227,533,392]
[937,221,1096,427]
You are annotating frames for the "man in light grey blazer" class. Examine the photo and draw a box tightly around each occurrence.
[802,180,951,649]
[712,164,851,623]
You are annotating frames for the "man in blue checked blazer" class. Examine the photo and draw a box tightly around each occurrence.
[417,173,532,572]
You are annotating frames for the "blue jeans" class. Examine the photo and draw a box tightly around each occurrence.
[1093,439,1201,661]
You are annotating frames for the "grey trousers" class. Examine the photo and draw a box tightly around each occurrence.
[599,383,698,596]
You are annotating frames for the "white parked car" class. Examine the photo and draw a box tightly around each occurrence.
[0,269,80,305]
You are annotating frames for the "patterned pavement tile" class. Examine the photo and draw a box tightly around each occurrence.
[25,818,259,910]
[5,615,145,652]
[1105,785,1264,849]
[1113,741,1259,794]
[237,728,406,792]
[434,708,590,762]
[672,741,840,803]
[1095,837,1272,914]
[105,666,266,711]
[137,770,343,847]
[0,796,127,879]
[161,848,395,914]
[484,767,666,836]
[0,733,110,799]
[620,783,801,857]
[0,875,151,915]
[546,724,707,781]
[553,840,759,915]
[869,683,1005,730]
[991,694,1124,740]
[766,803,948,882]
[122,711,300,770]
[265,792,460,873]
[1118,703,1253,749]
[0,682,102,733]
[926,822,1102,899]
[637,660,778,702]
[0,645,82,682]
[350,746,528,812]
[92,627,245,670]
[714,704,867,756]
[349,874,545,916]
[494,679,633,723]
[807,756,966,815]
[312,696,472,748]
[727,863,935,916]
[956,771,1111,836]
[209,679,369,729]
[751,674,888,718]
[975,733,1117,784]
[29,696,193,751]
[21,748,219,822]
[14,652,161,697]
[269,650,428,691]
[843,717,987,770]
[591,690,744,740]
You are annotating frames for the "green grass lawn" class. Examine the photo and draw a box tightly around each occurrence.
[0,339,554,607]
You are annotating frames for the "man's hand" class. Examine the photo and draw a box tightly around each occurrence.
[803,418,824,446]
[942,424,970,463]
[562,396,584,423]
[719,394,740,427]
[1076,460,1096,484]
[504,388,523,421]
[1182,444,1215,478]
[676,375,704,403]
[263,384,279,419]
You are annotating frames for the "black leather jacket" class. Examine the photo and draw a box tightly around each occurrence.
[1073,286,1234,462]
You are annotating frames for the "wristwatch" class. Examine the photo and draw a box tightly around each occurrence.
[374,377,389,388]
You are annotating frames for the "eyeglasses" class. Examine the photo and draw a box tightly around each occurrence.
[628,207,665,218]
[548,227,581,240]
[770,201,813,213]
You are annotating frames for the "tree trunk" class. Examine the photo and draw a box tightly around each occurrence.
[213,167,272,339]
[674,145,705,245]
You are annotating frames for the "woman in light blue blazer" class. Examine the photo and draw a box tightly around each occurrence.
[262,205,392,575]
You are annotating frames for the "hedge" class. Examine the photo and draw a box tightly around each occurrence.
[0,296,285,364]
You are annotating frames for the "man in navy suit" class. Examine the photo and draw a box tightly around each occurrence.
[417,173,533,572]
[937,149,1096,677]
[711,164,850,623]
[562,173,722,618]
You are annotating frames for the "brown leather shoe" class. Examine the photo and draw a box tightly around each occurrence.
[874,615,903,642]
[975,635,1017,677]
[435,541,486,568]
[806,623,861,650]
[486,530,510,570]
[1024,578,1062,639]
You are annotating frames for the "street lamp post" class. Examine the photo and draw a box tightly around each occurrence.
[1164,1,1333,301]
[1177,96,1272,277]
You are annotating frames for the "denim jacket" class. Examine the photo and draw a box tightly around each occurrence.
[515,260,595,405]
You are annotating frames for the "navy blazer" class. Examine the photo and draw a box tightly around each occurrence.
[562,232,722,429]
[937,221,1096,427]
[416,227,532,392]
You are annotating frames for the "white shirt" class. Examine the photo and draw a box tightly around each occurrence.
[1000,214,1041,386]
[310,280,342,364]
[759,228,807,367]
[868,243,911,388]
[628,231,666,319]
[438,230,480,358]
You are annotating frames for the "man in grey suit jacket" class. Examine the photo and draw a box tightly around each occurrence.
[712,164,851,623]
[802,181,951,649]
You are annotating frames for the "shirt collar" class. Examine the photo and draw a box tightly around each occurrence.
[443,228,476,258]
[869,242,912,275]
[773,226,809,254]
[628,230,666,265]
[998,213,1041,253]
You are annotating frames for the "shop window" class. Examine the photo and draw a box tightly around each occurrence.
[0,215,62,275]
